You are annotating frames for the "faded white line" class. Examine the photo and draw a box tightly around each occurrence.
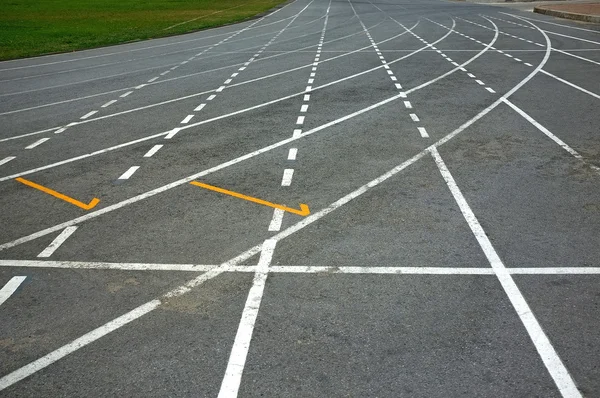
[37,226,78,258]
[0,276,27,307]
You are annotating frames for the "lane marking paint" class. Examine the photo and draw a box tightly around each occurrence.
[195,104,207,111]
[37,226,78,258]
[0,157,16,166]
[410,113,420,122]
[80,110,98,119]
[54,128,66,134]
[485,87,496,93]
[143,145,163,158]
[287,148,298,160]
[165,128,181,139]
[25,138,50,149]
[101,100,117,108]
[268,208,285,231]
[15,177,100,210]
[218,239,277,398]
[120,91,133,98]
[296,116,305,125]
[189,181,309,216]
[476,79,485,85]
[404,101,412,108]
[181,115,194,124]
[418,127,429,138]
[207,94,216,100]
[0,276,27,307]
[430,147,581,398]
[118,166,140,180]
[281,169,294,186]
[541,70,600,100]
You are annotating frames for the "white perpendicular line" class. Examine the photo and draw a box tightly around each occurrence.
[118,166,140,180]
[144,144,163,158]
[218,239,277,398]
[25,138,50,149]
[0,276,27,306]
[429,147,581,398]
[0,156,16,166]
[37,226,78,258]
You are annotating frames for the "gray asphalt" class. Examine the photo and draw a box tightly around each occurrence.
[1,0,599,396]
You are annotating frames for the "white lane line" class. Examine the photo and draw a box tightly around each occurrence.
[467,73,475,78]
[395,83,402,89]
[54,128,66,134]
[120,91,133,98]
[293,129,302,138]
[160,71,170,76]
[281,169,294,186]
[541,70,600,100]
[80,110,98,119]
[25,138,50,149]
[268,209,285,232]
[216,86,225,92]
[296,116,305,125]
[224,79,232,84]
[101,100,117,108]
[404,101,412,108]
[207,94,216,101]
[165,128,181,140]
[418,127,429,138]
[430,147,581,398]
[135,84,146,89]
[0,300,160,390]
[485,87,496,93]
[304,94,310,101]
[218,239,276,398]
[287,148,298,160]
[194,104,206,111]
[0,276,27,307]
[475,79,485,85]
[118,166,140,180]
[148,77,159,83]
[525,62,533,67]
[143,145,163,158]
[181,115,194,124]
[37,226,78,258]
[503,99,597,172]
[410,113,420,122]
[300,104,309,112]
[0,156,16,166]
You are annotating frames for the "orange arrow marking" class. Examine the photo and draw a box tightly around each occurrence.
[190,181,310,216]
[15,177,100,210]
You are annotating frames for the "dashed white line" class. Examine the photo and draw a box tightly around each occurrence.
[417,127,429,138]
[143,145,163,158]
[475,80,485,85]
[207,94,216,101]
[467,73,476,78]
[268,209,285,232]
[147,77,159,83]
[181,115,194,124]
[120,91,133,98]
[0,156,16,166]
[404,101,412,109]
[485,87,496,93]
[80,110,98,119]
[118,166,140,180]
[194,104,206,111]
[37,226,78,258]
[0,276,27,307]
[300,104,309,112]
[164,128,180,139]
[101,100,117,108]
[410,113,420,122]
[54,128,66,134]
[296,116,305,125]
[287,148,298,160]
[216,86,225,92]
[281,169,294,186]
[25,138,50,149]
[304,94,310,101]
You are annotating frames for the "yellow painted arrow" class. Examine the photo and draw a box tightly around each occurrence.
[190,181,310,216]
[15,177,100,210]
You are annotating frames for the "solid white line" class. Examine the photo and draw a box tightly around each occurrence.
[270,266,494,274]
[430,147,581,398]
[120,91,133,98]
[181,115,194,124]
[218,239,276,398]
[0,259,217,272]
[0,156,16,166]
[501,12,600,34]
[281,169,294,186]
[143,144,163,158]
[418,127,429,138]
[485,87,496,93]
[541,70,600,100]
[544,30,600,46]
[503,99,594,170]
[25,138,50,149]
[101,100,117,108]
[118,166,140,180]
[0,300,160,390]
[268,209,285,232]
[287,148,298,160]
[37,226,78,258]
[80,110,98,119]
[0,276,26,307]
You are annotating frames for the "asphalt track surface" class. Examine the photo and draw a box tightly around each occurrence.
[1,0,600,396]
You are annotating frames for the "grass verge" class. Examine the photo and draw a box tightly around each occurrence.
[0,0,287,60]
